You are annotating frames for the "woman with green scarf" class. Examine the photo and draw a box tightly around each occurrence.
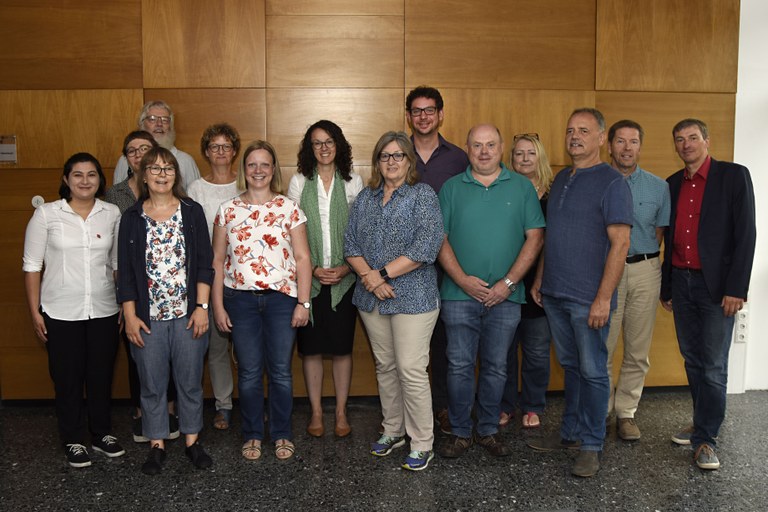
[287,120,363,438]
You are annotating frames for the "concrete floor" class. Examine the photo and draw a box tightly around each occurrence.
[1,389,766,511]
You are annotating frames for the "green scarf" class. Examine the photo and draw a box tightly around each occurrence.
[300,170,356,315]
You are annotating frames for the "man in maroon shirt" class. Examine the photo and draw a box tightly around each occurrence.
[660,118,756,471]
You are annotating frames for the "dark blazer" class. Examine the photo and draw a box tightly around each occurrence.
[117,198,214,326]
[661,157,756,302]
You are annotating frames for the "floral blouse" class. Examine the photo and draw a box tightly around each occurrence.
[143,207,188,321]
[215,195,307,297]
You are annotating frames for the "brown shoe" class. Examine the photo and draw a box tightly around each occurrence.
[572,450,601,477]
[435,409,451,435]
[306,414,324,437]
[618,418,641,441]
[527,431,581,452]
[438,434,472,458]
[334,413,351,438]
[475,433,512,457]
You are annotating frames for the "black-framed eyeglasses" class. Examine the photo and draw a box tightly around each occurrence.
[407,106,438,117]
[311,139,335,150]
[146,165,177,175]
[513,133,539,141]
[208,143,234,153]
[126,144,152,157]
[378,152,406,163]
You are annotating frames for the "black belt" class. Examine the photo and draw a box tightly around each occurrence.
[673,266,703,274]
[626,252,659,264]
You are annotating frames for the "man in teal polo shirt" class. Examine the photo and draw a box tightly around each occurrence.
[437,124,545,458]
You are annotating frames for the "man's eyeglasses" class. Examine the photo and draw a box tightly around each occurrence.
[378,152,406,162]
[513,133,539,141]
[126,144,152,157]
[144,115,171,126]
[407,106,438,117]
[146,165,177,175]
[208,143,234,153]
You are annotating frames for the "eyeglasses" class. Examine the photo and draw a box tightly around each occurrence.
[407,106,437,117]
[311,139,335,150]
[208,143,234,153]
[378,152,406,162]
[144,115,171,125]
[146,165,177,175]
[513,133,539,141]
[126,144,152,157]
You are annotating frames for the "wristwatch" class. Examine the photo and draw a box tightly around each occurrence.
[300,301,311,309]
[196,303,209,310]
[503,278,517,293]
[379,267,389,280]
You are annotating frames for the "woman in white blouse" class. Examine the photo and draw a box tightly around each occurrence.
[287,120,363,438]
[23,153,123,468]
[187,123,241,431]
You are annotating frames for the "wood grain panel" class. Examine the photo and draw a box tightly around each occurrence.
[438,89,596,167]
[0,347,54,399]
[596,0,739,92]
[267,0,403,15]
[597,91,736,177]
[143,89,267,173]
[267,16,404,88]
[142,0,266,88]
[0,90,143,169]
[266,89,404,172]
[405,0,596,90]
[0,211,38,304]
[0,0,142,90]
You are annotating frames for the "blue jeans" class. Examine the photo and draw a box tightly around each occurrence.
[442,300,520,438]
[501,315,551,414]
[543,295,609,451]
[131,317,208,440]
[671,268,734,448]
[224,288,297,442]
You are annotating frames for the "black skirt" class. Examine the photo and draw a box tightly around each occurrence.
[297,284,357,356]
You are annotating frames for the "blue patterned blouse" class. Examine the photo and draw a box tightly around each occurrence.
[344,182,443,315]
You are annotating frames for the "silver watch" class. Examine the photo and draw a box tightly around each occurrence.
[503,278,517,293]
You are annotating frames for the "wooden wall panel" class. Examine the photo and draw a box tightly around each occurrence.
[405,0,596,90]
[0,90,144,169]
[596,0,739,92]
[267,16,404,88]
[143,89,268,173]
[0,0,142,90]
[142,0,266,88]
[438,89,596,167]
[597,91,736,177]
[266,89,404,172]
[267,0,403,15]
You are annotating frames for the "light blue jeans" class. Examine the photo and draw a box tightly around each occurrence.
[131,317,208,440]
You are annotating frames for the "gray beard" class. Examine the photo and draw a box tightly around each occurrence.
[154,130,176,150]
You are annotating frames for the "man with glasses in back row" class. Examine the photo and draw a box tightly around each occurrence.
[405,86,469,435]
[113,100,200,191]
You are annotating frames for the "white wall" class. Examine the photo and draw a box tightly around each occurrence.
[733,0,768,390]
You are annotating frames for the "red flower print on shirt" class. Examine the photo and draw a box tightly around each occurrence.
[273,197,285,207]
[250,256,269,277]
[255,280,269,289]
[290,208,300,223]
[233,225,252,242]
[264,212,285,227]
[221,207,236,225]
[234,244,250,263]
[232,269,245,287]
[249,210,260,221]
[262,233,279,248]
[282,248,290,260]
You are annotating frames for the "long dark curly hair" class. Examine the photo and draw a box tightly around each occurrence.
[296,120,353,181]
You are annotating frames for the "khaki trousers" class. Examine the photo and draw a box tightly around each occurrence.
[359,307,439,452]
[606,257,661,418]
